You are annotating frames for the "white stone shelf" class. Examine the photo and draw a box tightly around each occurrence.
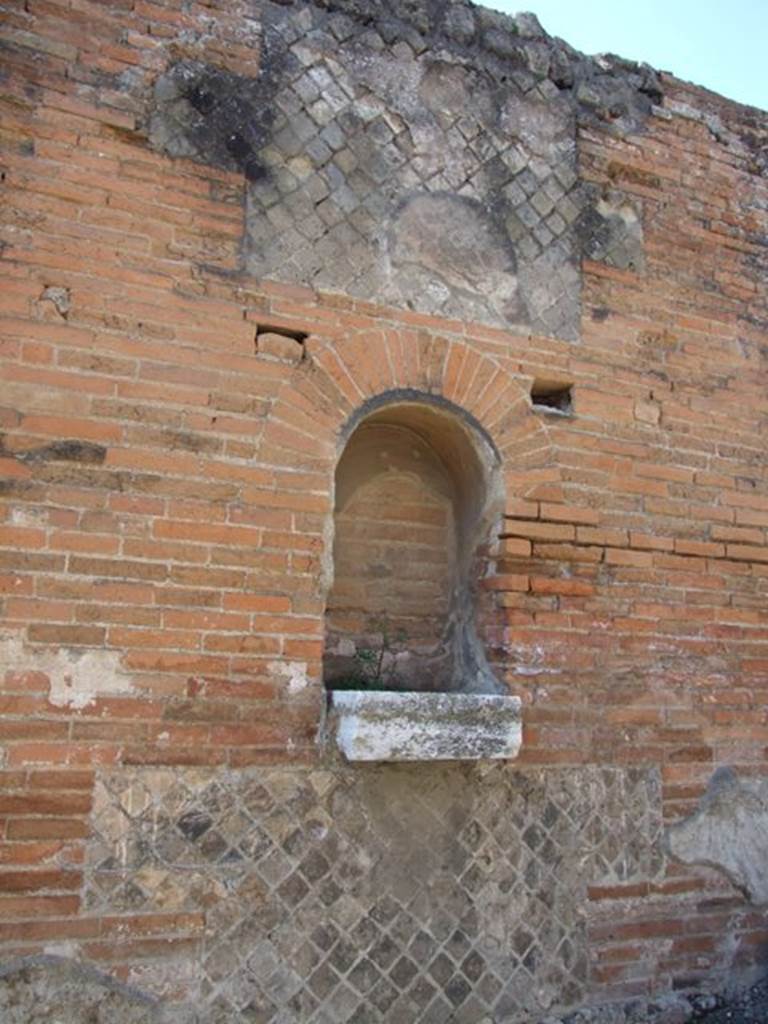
[328,690,522,762]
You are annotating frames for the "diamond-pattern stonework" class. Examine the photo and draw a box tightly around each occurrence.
[149,5,588,340]
[86,765,663,1023]
[245,4,583,338]
[147,3,662,342]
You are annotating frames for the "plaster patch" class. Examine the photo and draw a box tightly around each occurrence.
[41,941,79,959]
[0,631,134,710]
[596,193,641,225]
[580,187,645,272]
[9,506,46,527]
[268,659,309,694]
[666,766,768,905]
[510,643,562,676]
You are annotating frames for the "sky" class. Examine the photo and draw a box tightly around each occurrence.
[491,1,768,111]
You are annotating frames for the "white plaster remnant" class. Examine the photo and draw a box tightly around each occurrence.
[666,99,733,145]
[0,631,134,710]
[42,941,80,959]
[329,690,522,762]
[666,767,768,905]
[510,643,561,676]
[10,506,46,527]
[337,638,356,658]
[269,659,310,695]
[596,193,640,226]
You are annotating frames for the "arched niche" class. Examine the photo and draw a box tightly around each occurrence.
[323,391,505,695]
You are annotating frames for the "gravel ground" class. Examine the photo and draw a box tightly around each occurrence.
[540,978,768,1024]
[689,978,768,1022]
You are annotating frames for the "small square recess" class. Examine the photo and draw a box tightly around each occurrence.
[530,380,573,415]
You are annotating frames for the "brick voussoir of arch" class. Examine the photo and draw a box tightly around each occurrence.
[263,330,557,481]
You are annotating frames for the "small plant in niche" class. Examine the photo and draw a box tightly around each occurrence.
[329,615,408,692]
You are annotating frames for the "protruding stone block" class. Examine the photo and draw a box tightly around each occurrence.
[257,332,304,362]
[329,690,522,761]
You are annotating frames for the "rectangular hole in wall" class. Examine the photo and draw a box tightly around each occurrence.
[254,323,308,362]
[530,379,573,415]
[254,323,308,343]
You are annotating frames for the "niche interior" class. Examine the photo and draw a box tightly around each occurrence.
[323,394,505,695]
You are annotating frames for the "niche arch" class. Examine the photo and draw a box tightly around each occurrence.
[256,328,562,702]
[323,390,505,695]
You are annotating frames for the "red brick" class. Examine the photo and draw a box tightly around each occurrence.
[27,770,94,789]
[0,841,70,866]
[503,499,540,519]
[0,870,82,893]
[540,503,600,526]
[588,883,650,901]
[0,527,47,549]
[83,936,201,961]
[530,577,595,596]
[726,544,768,563]
[0,917,99,942]
[0,792,92,815]
[221,593,292,613]
[577,527,629,547]
[498,536,533,557]
[27,624,105,645]
[482,574,530,592]
[502,521,575,542]
[629,532,674,552]
[674,539,725,558]
[0,895,81,918]
[604,549,654,568]
[5,818,89,840]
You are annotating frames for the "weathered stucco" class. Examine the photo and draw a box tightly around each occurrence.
[0,630,134,710]
[666,768,768,906]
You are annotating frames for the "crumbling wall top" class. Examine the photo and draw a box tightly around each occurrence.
[291,0,664,132]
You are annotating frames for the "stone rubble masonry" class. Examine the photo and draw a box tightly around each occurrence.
[0,0,767,1020]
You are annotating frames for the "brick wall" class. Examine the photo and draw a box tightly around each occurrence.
[1,0,767,1019]
[325,467,456,690]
